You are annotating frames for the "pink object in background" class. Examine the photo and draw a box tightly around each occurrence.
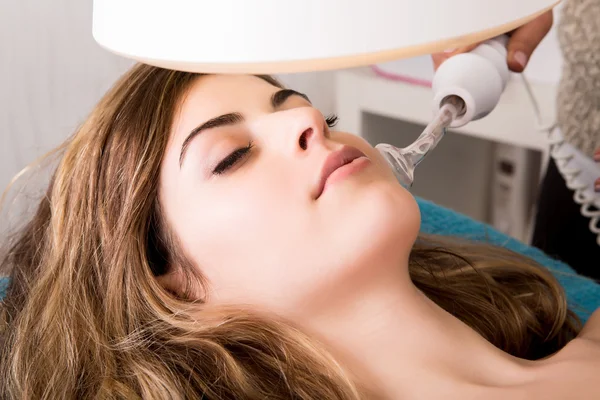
[371,56,435,88]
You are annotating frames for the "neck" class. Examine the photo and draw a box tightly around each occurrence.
[302,260,535,399]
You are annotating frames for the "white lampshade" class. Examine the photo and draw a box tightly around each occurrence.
[93,0,559,74]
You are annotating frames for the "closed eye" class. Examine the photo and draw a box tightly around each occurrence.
[210,113,337,175]
[212,142,254,175]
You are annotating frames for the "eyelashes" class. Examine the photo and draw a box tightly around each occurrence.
[212,142,254,175]
[212,113,340,175]
[325,113,339,128]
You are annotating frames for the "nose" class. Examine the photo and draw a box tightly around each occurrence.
[292,107,328,153]
[265,106,328,155]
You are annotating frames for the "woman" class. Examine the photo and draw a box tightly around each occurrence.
[0,65,598,399]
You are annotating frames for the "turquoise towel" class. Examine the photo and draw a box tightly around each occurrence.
[1,198,598,322]
[0,277,5,300]
[417,197,600,323]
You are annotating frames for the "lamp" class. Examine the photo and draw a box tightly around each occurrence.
[93,0,559,74]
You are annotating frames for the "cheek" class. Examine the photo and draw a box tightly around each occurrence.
[171,173,317,305]
[163,132,421,316]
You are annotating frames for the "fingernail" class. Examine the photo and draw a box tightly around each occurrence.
[443,48,456,54]
[596,183,600,193]
[594,150,600,162]
[513,51,529,69]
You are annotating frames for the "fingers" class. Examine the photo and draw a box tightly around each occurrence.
[431,10,553,73]
[431,43,479,71]
[506,10,554,72]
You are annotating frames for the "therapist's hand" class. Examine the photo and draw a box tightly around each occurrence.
[431,10,554,73]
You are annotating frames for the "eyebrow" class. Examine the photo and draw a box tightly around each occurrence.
[179,89,311,167]
[179,113,243,166]
[271,89,311,109]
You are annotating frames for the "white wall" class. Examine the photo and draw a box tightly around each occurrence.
[0,0,335,229]
[524,2,564,85]
[0,0,133,193]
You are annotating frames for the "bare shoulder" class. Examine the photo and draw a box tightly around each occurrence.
[490,323,600,400]
[505,311,600,399]
[524,326,600,400]
[579,307,600,343]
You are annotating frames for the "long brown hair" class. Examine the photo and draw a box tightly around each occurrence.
[0,64,580,399]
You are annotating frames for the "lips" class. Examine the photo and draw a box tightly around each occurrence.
[314,145,368,199]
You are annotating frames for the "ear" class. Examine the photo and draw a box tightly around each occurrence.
[156,267,204,300]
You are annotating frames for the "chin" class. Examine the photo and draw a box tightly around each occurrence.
[328,178,421,270]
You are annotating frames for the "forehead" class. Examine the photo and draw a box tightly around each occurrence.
[167,74,279,149]
[176,74,280,128]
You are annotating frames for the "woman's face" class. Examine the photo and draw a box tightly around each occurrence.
[159,75,420,319]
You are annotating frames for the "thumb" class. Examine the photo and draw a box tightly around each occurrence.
[506,11,553,72]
